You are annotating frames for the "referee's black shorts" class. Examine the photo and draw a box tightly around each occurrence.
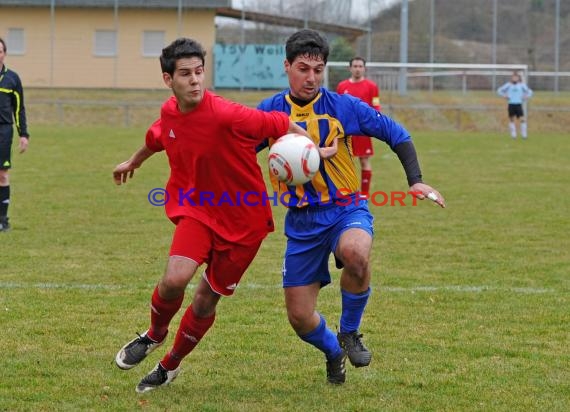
[507,104,524,119]
[0,124,14,170]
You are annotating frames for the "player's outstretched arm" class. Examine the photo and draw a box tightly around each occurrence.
[409,182,446,208]
[113,145,155,185]
[392,140,445,208]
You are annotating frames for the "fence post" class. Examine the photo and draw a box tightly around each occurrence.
[123,104,130,127]
[456,108,461,130]
[57,101,64,125]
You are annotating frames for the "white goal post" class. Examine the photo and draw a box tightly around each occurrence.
[325,62,530,128]
[325,62,529,92]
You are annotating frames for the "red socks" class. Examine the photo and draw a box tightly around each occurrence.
[161,305,215,371]
[147,286,184,342]
[361,170,372,197]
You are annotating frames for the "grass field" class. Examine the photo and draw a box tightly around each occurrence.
[1,125,569,411]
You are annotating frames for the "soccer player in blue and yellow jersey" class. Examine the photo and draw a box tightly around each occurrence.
[497,71,533,139]
[257,29,446,385]
[0,37,29,232]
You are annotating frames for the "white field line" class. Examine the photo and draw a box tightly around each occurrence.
[0,282,554,294]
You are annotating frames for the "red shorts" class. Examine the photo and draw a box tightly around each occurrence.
[170,217,264,296]
[351,136,374,157]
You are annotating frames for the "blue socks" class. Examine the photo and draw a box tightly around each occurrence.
[299,314,342,360]
[298,288,372,359]
[340,288,371,334]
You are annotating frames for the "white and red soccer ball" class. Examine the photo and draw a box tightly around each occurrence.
[268,133,320,185]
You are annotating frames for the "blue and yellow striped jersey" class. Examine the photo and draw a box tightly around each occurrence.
[258,87,411,207]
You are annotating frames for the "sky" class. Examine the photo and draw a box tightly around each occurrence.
[229,0,402,23]
[346,0,401,22]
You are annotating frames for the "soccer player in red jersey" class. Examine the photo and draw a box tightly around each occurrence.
[112,37,308,393]
[336,57,381,198]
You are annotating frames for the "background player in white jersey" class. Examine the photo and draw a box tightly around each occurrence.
[497,71,533,139]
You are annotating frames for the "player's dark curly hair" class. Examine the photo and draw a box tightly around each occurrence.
[0,37,6,53]
[285,29,329,64]
[160,38,206,75]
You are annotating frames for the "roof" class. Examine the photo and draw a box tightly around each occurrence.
[0,1,366,40]
[0,0,231,8]
[216,7,368,40]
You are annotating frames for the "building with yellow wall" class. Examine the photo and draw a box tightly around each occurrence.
[0,0,230,89]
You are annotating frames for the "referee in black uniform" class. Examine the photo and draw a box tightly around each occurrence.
[0,37,29,232]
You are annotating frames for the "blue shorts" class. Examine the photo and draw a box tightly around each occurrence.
[282,199,374,288]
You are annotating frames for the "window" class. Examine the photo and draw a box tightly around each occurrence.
[142,31,165,57]
[94,30,117,57]
[7,28,25,55]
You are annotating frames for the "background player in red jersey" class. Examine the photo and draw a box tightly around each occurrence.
[336,57,381,198]
[112,37,308,393]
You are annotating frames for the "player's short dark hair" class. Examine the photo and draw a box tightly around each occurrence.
[285,29,329,64]
[349,56,366,66]
[0,38,6,53]
[160,38,206,75]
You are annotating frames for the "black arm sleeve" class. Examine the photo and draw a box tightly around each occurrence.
[393,141,423,186]
[13,74,29,138]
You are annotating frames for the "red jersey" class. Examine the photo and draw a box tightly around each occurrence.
[337,78,381,147]
[336,78,381,112]
[145,91,290,244]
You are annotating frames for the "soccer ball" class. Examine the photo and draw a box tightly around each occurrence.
[268,133,320,185]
